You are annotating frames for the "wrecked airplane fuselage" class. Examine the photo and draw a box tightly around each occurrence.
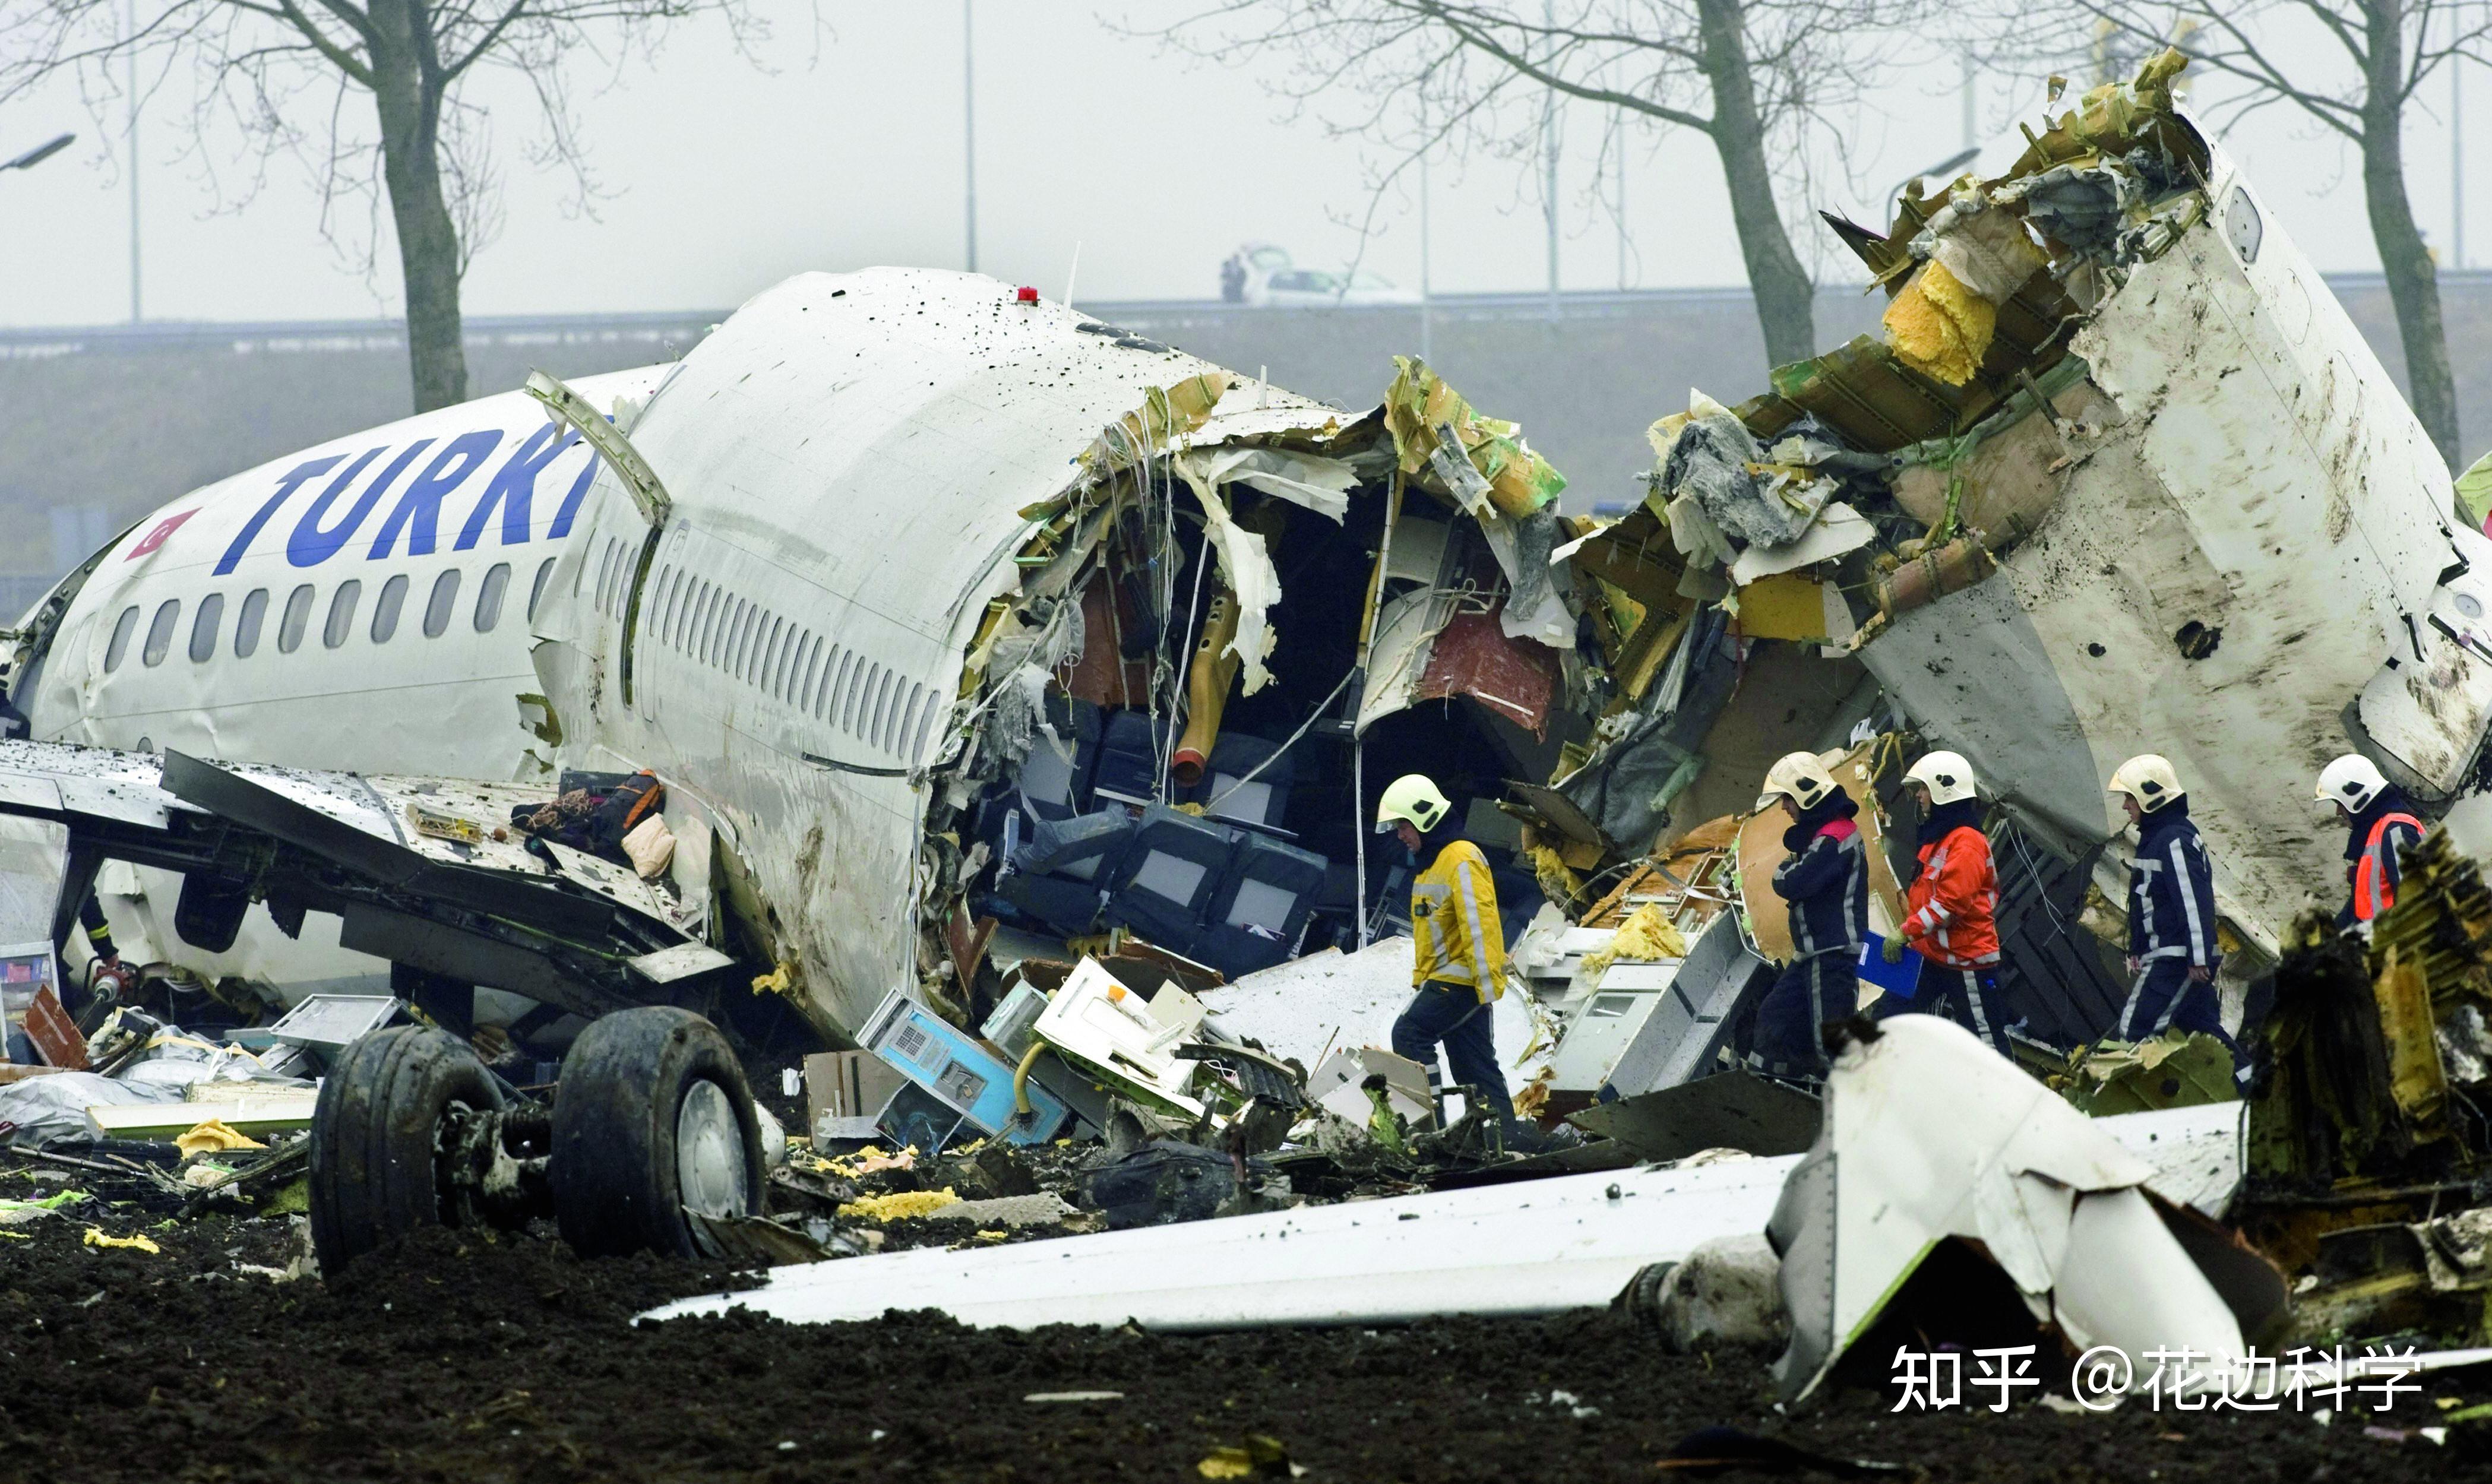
[1852,150,2491,957]
[529,268,1583,1041]
[1,269,1595,1048]
[1626,56,2492,982]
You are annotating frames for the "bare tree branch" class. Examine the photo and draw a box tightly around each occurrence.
[0,0,801,410]
[1128,0,1938,373]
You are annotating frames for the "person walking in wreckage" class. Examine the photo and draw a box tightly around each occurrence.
[2107,754,2251,1085]
[1753,752,1868,1081]
[1883,751,2013,1058]
[2314,753,2425,935]
[1377,773,1517,1129]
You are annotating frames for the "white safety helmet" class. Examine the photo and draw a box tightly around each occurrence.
[1375,773,1453,834]
[1756,751,1840,814]
[1903,750,1979,806]
[2107,754,2184,814]
[2315,754,2388,815]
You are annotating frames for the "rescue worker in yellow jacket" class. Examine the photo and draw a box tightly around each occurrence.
[1378,773,1514,1128]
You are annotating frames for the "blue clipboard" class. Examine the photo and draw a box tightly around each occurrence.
[1857,933,1924,1002]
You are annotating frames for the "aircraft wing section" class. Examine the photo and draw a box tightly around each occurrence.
[0,741,729,1023]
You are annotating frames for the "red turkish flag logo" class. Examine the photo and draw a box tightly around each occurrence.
[123,509,197,561]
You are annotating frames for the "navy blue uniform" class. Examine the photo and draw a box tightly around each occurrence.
[1752,797,1868,1080]
[2118,799,2247,1078]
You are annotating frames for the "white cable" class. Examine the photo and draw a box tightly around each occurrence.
[1160,518,1214,798]
[1203,666,1357,813]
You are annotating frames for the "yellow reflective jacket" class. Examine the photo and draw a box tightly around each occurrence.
[1411,839,1507,1000]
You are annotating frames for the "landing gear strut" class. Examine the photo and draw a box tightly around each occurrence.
[306,1008,764,1272]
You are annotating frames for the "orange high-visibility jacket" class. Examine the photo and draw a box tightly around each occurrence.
[1901,824,2001,969]
[2351,810,2425,922]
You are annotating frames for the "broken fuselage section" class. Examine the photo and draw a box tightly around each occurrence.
[437,269,1614,1045]
[0,270,1627,1053]
[1609,55,2492,985]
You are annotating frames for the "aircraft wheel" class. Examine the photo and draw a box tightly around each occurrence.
[550,1007,763,1259]
[308,1025,505,1273]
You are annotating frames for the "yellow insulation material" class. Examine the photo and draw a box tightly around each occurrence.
[750,961,801,1003]
[1527,843,1582,903]
[1383,357,1567,515]
[1883,260,1995,386]
[837,1188,962,1223]
[175,1120,267,1159]
[1580,903,1690,980]
[821,1146,917,1178]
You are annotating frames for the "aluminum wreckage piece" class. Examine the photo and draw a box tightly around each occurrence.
[639,1092,2243,1333]
[1768,1015,2284,1406]
[517,277,1586,1045]
[1561,52,2492,1015]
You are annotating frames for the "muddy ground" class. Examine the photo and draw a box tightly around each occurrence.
[4,1202,2490,1484]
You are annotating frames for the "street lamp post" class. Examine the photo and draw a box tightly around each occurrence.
[129,0,142,321]
[2,134,74,173]
[963,0,978,276]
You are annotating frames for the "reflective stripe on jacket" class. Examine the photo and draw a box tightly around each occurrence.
[2351,812,2424,922]
[1902,825,2001,968]
[2129,812,2218,968]
[1411,839,1506,1001]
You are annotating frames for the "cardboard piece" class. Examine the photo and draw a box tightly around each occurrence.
[1736,741,1908,967]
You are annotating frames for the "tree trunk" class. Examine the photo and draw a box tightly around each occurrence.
[2361,3,2460,469]
[1693,0,1815,371]
[369,1,467,413]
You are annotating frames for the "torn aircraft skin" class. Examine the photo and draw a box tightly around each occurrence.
[526,268,1583,1044]
[1603,53,2492,987]
[0,269,1596,1050]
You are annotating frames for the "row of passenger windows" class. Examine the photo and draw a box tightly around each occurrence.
[102,558,556,673]
[593,536,940,764]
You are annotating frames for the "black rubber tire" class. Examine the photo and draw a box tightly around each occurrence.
[549,1007,764,1259]
[308,1025,505,1274]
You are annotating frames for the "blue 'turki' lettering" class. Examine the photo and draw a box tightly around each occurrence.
[214,455,346,575]
[455,422,583,552]
[284,444,420,568]
[367,430,505,560]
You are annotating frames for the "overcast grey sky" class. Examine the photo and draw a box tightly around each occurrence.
[0,4,2471,328]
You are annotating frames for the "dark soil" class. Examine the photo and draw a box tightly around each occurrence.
[3,1205,2488,1483]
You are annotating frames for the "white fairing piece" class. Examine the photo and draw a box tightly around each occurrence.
[1858,132,2492,947]
[638,1096,2240,1333]
[1767,1017,2252,1406]
[646,1153,1790,1333]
